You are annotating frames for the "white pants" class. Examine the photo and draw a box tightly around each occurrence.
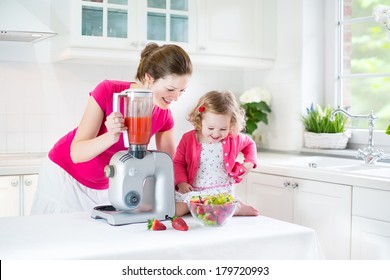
[30,157,110,215]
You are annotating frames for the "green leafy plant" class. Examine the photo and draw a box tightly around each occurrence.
[386,124,390,135]
[301,103,350,133]
[240,87,272,135]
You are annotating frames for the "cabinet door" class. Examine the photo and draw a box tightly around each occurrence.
[351,216,390,260]
[246,173,293,223]
[197,0,276,59]
[293,179,352,259]
[234,177,247,202]
[0,176,20,217]
[142,0,195,48]
[22,174,38,216]
[51,0,196,61]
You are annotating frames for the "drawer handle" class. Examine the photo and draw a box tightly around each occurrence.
[25,178,33,186]
[283,181,290,188]
[11,179,19,187]
[291,182,299,188]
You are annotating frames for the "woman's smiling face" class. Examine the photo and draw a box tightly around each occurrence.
[149,74,191,110]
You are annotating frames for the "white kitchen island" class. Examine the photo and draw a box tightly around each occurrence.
[0,212,323,260]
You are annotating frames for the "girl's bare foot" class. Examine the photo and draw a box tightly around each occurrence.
[175,202,190,217]
[234,201,260,216]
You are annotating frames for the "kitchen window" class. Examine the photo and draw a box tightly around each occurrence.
[334,0,390,150]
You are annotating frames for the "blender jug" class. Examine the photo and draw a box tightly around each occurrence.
[113,89,153,158]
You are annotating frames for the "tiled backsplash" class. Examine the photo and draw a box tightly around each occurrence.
[0,59,250,153]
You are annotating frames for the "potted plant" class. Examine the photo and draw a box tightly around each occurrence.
[301,103,351,149]
[239,87,272,140]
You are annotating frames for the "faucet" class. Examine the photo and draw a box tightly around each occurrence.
[330,108,384,164]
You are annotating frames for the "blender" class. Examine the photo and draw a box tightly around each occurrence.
[91,89,175,225]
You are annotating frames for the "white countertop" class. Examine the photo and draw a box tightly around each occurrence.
[0,212,323,260]
[0,153,46,175]
[255,151,390,191]
[1,150,389,191]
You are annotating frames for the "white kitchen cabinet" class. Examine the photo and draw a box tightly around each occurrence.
[0,174,38,217]
[351,187,390,259]
[246,172,294,222]
[196,0,276,64]
[51,0,196,63]
[246,172,352,259]
[50,0,275,68]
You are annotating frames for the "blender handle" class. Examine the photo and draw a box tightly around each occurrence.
[113,92,127,113]
[113,92,129,148]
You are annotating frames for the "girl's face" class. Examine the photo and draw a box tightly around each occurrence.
[199,112,232,143]
[149,74,191,110]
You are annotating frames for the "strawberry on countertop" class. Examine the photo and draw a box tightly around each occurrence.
[147,219,167,231]
[169,215,189,231]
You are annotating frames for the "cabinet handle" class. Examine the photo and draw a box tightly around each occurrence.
[283,181,290,188]
[291,182,299,188]
[24,178,32,186]
[11,179,19,187]
[130,41,138,48]
[199,46,206,51]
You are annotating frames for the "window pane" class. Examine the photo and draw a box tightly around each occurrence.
[148,0,166,9]
[170,14,188,42]
[342,77,390,129]
[147,12,166,41]
[108,9,127,38]
[344,0,390,20]
[108,0,128,4]
[83,0,103,3]
[345,21,390,74]
[82,6,103,36]
[339,0,390,130]
[171,0,188,11]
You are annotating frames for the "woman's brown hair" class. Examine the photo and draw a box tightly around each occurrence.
[136,43,193,82]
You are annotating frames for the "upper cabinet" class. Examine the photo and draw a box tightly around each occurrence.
[50,0,275,69]
[194,0,276,68]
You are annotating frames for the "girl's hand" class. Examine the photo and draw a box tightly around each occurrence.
[177,182,193,194]
[105,112,126,142]
[241,162,254,177]
[230,162,254,180]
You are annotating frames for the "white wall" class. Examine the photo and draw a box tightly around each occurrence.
[0,0,325,154]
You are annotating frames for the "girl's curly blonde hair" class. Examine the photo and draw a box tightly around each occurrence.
[187,90,246,135]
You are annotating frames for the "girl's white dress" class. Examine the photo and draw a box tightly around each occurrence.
[175,142,236,202]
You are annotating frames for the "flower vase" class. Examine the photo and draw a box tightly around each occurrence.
[303,130,352,149]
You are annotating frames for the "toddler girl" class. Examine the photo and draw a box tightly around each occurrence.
[174,90,260,217]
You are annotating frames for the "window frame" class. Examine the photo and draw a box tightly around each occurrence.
[326,0,390,153]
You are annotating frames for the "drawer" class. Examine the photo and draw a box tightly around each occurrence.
[353,187,390,223]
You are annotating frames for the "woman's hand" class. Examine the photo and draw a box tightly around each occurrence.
[105,112,127,142]
[177,182,193,194]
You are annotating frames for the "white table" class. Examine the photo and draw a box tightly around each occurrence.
[0,212,323,260]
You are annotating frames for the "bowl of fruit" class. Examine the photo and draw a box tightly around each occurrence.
[188,193,237,226]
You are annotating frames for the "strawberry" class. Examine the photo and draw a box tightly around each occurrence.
[169,215,188,231]
[205,213,217,222]
[196,205,205,215]
[147,219,166,231]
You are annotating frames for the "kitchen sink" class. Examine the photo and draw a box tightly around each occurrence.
[273,156,362,168]
[269,155,390,179]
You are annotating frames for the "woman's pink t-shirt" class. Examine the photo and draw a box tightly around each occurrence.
[48,80,174,190]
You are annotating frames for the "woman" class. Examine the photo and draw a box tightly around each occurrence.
[31,43,193,214]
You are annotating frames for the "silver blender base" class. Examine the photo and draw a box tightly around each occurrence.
[91,205,173,226]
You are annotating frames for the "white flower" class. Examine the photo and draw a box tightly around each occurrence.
[316,103,325,119]
[373,5,390,29]
[240,87,272,106]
